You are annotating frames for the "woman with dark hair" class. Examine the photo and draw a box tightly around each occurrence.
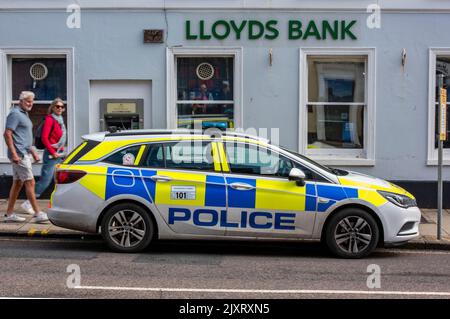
[21,98,67,214]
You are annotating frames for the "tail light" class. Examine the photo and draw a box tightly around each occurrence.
[56,170,87,184]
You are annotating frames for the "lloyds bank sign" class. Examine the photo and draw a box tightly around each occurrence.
[185,20,357,40]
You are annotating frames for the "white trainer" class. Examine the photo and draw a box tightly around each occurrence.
[20,200,35,215]
[31,212,49,224]
[4,213,26,223]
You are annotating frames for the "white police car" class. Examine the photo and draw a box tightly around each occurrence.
[48,130,421,258]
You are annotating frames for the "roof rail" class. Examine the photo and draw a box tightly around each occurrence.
[104,128,270,143]
[105,129,204,137]
[212,130,270,143]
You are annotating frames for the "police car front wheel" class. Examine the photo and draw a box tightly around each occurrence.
[325,208,379,259]
[101,203,154,253]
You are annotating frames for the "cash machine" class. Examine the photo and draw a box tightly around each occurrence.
[99,99,144,131]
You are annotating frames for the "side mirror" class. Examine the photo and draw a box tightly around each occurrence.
[288,168,306,187]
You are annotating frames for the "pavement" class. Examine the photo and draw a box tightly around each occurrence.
[0,199,450,250]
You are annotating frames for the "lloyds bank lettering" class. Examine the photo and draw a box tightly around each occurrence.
[185,19,357,40]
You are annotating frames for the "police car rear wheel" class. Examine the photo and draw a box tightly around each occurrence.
[101,203,154,253]
[325,208,379,259]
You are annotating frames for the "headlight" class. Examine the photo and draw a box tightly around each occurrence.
[377,190,417,208]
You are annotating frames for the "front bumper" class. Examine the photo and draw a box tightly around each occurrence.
[379,203,421,244]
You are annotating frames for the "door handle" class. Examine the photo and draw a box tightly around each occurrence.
[150,175,172,182]
[229,182,254,191]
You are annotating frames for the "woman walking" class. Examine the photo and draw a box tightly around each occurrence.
[22,98,67,214]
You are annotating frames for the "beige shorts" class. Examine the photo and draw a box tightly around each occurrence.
[12,154,34,182]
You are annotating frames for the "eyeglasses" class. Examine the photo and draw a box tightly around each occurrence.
[55,105,65,109]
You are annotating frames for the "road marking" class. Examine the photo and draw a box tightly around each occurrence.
[381,249,450,255]
[27,229,36,236]
[72,286,450,296]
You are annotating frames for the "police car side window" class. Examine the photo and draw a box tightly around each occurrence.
[104,145,141,166]
[224,142,293,178]
[292,161,329,182]
[164,141,215,171]
[143,144,165,168]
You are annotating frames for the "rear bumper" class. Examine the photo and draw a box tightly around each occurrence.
[48,183,102,233]
[48,207,98,233]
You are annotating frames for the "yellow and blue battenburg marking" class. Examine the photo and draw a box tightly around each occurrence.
[88,167,364,213]
[315,184,359,212]
[105,167,156,203]
[205,176,227,207]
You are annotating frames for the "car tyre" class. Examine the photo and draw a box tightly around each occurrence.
[101,203,154,253]
[325,208,379,259]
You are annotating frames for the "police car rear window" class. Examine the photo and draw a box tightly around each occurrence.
[104,145,142,166]
[64,140,101,165]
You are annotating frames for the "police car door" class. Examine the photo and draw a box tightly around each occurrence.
[140,140,226,236]
[219,141,317,238]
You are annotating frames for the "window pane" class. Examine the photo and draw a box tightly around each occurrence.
[435,57,450,148]
[12,58,67,101]
[224,142,294,178]
[292,161,328,182]
[143,144,165,168]
[165,141,214,171]
[308,56,365,103]
[177,57,233,101]
[104,145,141,166]
[177,103,234,130]
[307,104,364,149]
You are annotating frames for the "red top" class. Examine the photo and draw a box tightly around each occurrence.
[41,115,64,156]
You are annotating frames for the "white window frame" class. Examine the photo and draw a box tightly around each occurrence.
[166,47,243,129]
[427,48,450,165]
[0,48,75,163]
[299,48,376,166]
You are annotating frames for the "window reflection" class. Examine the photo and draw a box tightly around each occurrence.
[307,56,366,150]
[308,105,364,149]
[435,57,450,149]
[176,57,234,129]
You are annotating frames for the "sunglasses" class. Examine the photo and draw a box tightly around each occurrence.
[55,105,65,109]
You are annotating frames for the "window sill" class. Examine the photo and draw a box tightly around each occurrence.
[307,156,375,166]
[426,159,450,166]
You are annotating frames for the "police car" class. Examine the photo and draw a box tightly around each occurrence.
[48,129,421,258]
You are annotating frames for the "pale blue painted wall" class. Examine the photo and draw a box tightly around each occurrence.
[0,9,449,181]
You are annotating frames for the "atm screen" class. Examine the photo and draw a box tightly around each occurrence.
[105,115,139,130]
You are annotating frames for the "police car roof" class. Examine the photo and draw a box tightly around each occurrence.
[83,129,269,143]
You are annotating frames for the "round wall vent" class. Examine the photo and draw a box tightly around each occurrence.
[196,62,214,80]
[29,63,48,81]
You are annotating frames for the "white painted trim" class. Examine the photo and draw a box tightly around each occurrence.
[166,48,174,129]
[0,48,75,158]
[427,159,450,166]
[0,51,6,161]
[2,0,450,12]
[166,46,243,130]
[299,47,376,165]
[427,48,450,166]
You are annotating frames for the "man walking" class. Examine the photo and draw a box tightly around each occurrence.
[3,91,49,223]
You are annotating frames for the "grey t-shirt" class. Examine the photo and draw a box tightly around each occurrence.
[5,106,33,160]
